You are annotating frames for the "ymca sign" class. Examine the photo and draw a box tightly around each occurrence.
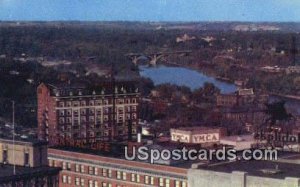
[171,132,219,144]
[192,133,219,143]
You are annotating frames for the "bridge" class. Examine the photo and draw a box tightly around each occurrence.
[125,50,192,66]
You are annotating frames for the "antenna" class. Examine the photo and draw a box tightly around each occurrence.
[12,100,16,175]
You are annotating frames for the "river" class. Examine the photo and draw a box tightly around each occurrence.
[139,65,237,94]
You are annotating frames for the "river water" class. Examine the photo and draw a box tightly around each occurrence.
[139,65,237,94]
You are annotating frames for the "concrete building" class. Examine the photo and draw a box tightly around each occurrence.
[0,137,48,167]
[37,82,140,146]
[188,158,300,187]
[0,138,61,186]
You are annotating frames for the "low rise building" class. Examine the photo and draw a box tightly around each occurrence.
[170,127,226,146]
[220,134,257,151]
[48,148,188,187]
[188,158,300,187]
[0,138,61,186]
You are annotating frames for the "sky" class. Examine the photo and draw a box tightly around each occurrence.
[0,0,300,22]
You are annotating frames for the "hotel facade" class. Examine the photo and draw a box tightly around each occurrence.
[37,82,140,146]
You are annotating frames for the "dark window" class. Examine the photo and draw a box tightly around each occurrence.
[2,150,8,163]
[39,148,43,165]
[24,152,29,166]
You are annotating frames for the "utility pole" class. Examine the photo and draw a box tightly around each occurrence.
[12,101,16,175]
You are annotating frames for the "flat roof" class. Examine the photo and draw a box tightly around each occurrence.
[0,137,48,146]
[198,160,300,179]
[0,164,61,183]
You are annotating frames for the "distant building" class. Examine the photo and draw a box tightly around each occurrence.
[220,134,257,151]
[37,81,140,146]
[170,127,226,146]
[176,34,196,43]
[0,138,60,186]
[216,94,238,107]
[286,66,300,74]
[216,88,268,107]
[260,66,283,73]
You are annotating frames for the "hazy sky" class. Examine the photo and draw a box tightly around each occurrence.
[0,0,300,22]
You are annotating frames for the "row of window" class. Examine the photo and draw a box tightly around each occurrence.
[58,113,137,124]
[58,98,137,108]
[54,161,187,187]
[58,106,137,116]
[62,174,186,187]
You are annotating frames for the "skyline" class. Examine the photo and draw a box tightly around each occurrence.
[0,0,300,22]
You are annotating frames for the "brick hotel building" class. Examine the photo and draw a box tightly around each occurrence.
[37,82,140,146]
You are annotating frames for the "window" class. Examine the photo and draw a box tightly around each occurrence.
[81,116,86,123]
[80,109,86,115]
[89,100,95,106]
[67,109,72,115]
[94,181,98,187]
[62,175,67,183]
[102,182,107,187]
[66,117,72,123]
[165,179,170,187]
[102,168,107,177]
[24,152,29,166]
[62,162,67,170]
[89,116,95,122]
[94,167,98,175]
[67,101,72,107]
[59,110,64,116]
[150,176,154,185]
[89,180,93,187]
[81,165,85,173]
[67,162,71,170]
[75,177,80,186]
[131,173,136,182]
[108,169,112,178]
[2,150,8,163]
[182,181,187,187]
[75,164,80,172]
[68,176,71,184]
[145,176,149,184]
[59,118,65,124]
[89,108,95,114]
[122,172,127,180]
[117,171,121,179]
[89,166,94,175]
[159,178,164,187]
[136,174,140,183]
[175,181,180,187]
[59,102,64,107]
[81,101,86,106]
[80,178,85,187]
[74,110,79,116]
[95,100,102,106]
[48,159,54,167]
